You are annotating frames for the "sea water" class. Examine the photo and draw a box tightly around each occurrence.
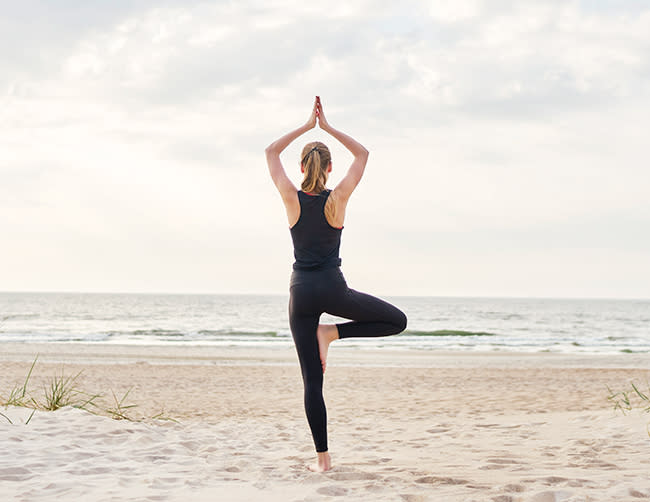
[0,292,648,353]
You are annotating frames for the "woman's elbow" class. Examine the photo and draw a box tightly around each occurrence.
[264,144,279,157]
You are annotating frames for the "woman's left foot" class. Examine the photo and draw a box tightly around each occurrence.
[316,324,339,373]
[308,452,333,472]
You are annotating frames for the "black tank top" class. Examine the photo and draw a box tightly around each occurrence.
[289,190,343,271]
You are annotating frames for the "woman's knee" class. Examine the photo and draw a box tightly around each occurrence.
[303,376,324,402]
[393,308,407,334]
[302,366,324,388]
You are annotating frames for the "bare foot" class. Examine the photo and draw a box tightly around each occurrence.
[316,324,339,373]
[308,452,332,472]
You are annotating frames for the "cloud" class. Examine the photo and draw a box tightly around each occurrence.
[2,0,650,296]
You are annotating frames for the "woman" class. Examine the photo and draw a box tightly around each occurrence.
[265,96,407,472]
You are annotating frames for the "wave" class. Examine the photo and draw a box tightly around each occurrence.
[104,329,283,338]
[197,330,281,338]
[403,329,497,337]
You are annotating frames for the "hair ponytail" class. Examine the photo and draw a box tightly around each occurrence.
[301,141,331,194]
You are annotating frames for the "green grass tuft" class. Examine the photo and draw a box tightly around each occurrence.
[151,409,180,423]
[2,355,177,424]
[1,355,39,408]
[608,379,650,437]
[42,369,84,411]
[106,387,138,421]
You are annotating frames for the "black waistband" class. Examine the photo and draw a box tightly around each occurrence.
[290,266,346,287]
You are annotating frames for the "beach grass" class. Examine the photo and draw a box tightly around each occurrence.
[150,409,180,423]
[1,355,176,423]
[42,369,84,411]
[607,380,650,414]
[608,380,650,436]
[1,355,39,408]
[106,387,138,420]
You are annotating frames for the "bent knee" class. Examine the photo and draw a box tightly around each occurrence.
[393,309,407,334]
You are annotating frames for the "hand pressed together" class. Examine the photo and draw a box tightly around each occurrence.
[315,96,330,130]
[306,96,318,129]
[305,96,331,131]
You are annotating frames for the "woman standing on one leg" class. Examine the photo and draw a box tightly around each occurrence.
[265,96,407,472]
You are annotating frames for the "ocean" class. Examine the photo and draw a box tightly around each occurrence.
[0,292,648,353]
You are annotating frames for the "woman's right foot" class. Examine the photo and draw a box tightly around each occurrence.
[308,452,332,472]
[316,324,339,373]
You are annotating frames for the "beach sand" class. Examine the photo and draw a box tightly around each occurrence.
[1,343,650,501]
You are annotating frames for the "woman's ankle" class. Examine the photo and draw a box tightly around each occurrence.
[309,451,332,472]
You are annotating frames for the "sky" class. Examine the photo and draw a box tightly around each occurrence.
[1,0,649,298]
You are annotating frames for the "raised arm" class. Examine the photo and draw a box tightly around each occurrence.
[317,98,369,202]
[265,100,317,226]
[265,99,318,205]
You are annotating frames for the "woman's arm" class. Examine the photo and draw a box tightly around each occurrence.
[317,98,369,202]
[265,99,317,205]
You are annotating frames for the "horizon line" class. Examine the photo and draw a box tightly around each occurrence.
[1,290,648,302]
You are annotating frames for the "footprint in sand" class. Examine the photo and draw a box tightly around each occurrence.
[479,458,522,470]
[364,457,392,466]
[539,476,567,485]
[0,466,32,482]
[426,427,450,434]
[491,496,519,502]
[180,440,199,450]
[316,486,348,496]
[415,476,469,485]
[363,483,387,493]
[565,479,591,488]
[283,455,304,462]
[330,471,379,481]
[529,490,573,502]
[400,494,428,502]
[502,484,525,492]
[487,458,521,465]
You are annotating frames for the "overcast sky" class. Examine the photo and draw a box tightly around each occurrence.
[2,0,649,298]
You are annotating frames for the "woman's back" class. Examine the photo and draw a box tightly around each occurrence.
[290,190,343,271]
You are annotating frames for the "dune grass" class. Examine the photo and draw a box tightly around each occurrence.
[106,387,138,420]
[1,355,176,424]
[607,380,650,436]
[607,380,650,414]
[42,369,83,411]
[1,355,39,408]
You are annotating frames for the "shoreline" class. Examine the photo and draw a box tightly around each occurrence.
[1,341,649,369]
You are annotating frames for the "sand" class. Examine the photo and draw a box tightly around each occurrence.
[1,342,650,501]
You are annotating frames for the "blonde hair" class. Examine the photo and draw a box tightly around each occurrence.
[300,142,331,194]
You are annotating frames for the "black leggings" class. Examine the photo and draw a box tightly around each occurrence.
[288,267,407,453]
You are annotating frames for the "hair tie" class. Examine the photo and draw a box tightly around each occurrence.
[301,146,320,164]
